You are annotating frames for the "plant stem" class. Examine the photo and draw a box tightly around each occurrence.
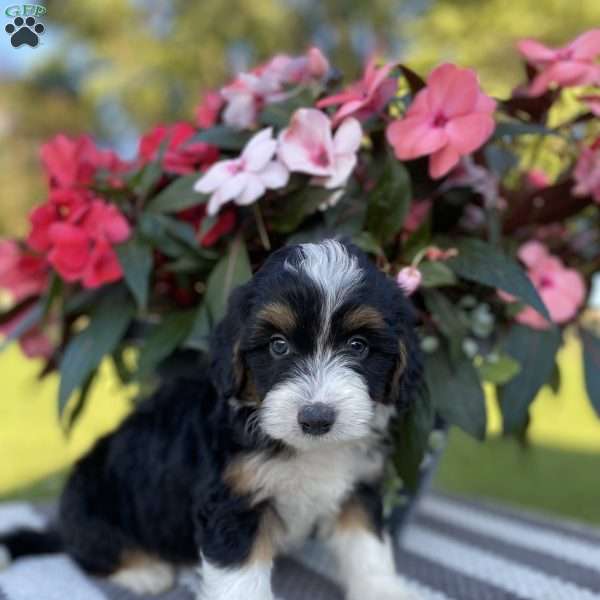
[253,203,271,251]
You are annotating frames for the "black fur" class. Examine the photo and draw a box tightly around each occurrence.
[0,240,422,579]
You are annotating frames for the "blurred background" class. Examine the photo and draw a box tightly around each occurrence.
[1,0,599,524]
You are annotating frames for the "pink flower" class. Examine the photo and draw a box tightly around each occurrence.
[502,241,586,329]
[573,139,600,203]
[425,246,458,261]
[517,29,600,96]
[396,266,422,296]
[0,241,47,302]
[527,169,551,189]
[278,108,362,188]
[317,56,397,125]
[138,122,218,175]
[194,128,289,216]
[41,134,127,190]
[220,48,329,130]
[386,64,496,179]
[195,91,224,128]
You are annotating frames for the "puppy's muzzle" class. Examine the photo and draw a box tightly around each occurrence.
[297,403,337,436]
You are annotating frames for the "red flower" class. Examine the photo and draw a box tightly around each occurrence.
[518,30,600,97]
[386,64,496,179]
[196,91,224,128]
[317,56,397,125]
[41,134,127,189]
[0,240,47,302]
[138,123,219,175]
[178,205,237,247]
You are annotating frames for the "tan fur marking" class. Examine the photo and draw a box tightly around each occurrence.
[342,306,385,331]
[389,340,408,399]
[224,453,262,497]
[249,508,285,563]
[256,302,297,334]
[336,498,374,533]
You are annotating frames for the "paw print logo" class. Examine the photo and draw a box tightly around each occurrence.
[5,16,45,48]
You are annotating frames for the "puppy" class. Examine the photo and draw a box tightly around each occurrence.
[0,240,423,600]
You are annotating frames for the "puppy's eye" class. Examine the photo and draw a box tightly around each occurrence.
[270,335,290,357]
[347,336,369,358]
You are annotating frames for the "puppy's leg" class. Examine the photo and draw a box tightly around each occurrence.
[109,552,175,596]
[197,505,281,600]
[327,485,420,600]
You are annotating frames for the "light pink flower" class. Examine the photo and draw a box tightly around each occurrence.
[194,128,289,216]
[278,108,362,189]
[573,139,600,203]
[221,48,329,130]
[501,241,586,329]
[517,29,600,96]
[317,56,397,125]
[396,266,422,296]
[386,64,496,179]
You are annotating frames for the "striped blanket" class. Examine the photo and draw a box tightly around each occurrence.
[0,493,599,600]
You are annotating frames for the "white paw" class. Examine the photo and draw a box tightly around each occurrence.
[348,574,422,600]
[110,562,175,596]
[0,545,11,571]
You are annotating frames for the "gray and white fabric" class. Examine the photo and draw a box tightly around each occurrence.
[1,493,599,600]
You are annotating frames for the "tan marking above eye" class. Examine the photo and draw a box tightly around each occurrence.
[342,305,385,332]
[255,302,297,334]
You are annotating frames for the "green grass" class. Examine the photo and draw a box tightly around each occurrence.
[435,429,600,526]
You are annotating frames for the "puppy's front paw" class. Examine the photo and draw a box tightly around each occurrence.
[348,574,421,600]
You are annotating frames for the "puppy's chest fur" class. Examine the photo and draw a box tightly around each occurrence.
[226,441,384,547]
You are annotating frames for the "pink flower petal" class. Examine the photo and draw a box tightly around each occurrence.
[570,28,600,61]
[195,161,236,194]
[429,144,460,179]
[518,241,549,267]
[321,153,357,189]
[243,128,277,172]
[517,39,557,64]
[260,161,289,189]
[445,113,496,154]
[386,117,447,160]
[237,175,266,206]
[426,63,479,116]
[332,118,362,156]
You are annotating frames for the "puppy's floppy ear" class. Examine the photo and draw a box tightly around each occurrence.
[387,302,424,412]
[209,282,253,400]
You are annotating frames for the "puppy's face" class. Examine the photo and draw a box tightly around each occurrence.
[211,240,422,451]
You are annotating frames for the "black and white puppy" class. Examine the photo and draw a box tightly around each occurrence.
[0,240,423,600]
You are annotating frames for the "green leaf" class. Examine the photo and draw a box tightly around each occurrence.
[137,311,196,377]
[419,262,457,288]
[580,327,600,417]
[365,158,411,244]
[0,303,44,352]
[270,186,332,234]
[498,324,562,434]
[146,174,207,213]
[426,349,487,440]
[446,239,550,321]
[58,288,134,416]
[185,302,212,352]
[192,126,251,151]
[493,121,558,139]
[392,389,435,489]
[477,353,521,385]
[423,290,469,361]
[350,231,384,256]
[116,236,153,309]
[204,236,252,325]
[64,371,97,432]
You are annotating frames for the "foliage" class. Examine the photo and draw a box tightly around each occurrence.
[1,32,600,491]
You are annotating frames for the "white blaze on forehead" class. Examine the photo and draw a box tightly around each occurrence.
[284,240,363,317]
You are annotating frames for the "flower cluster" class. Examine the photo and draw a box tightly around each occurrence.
[0,37,599,457]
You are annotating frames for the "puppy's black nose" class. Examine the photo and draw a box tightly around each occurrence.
[298,403,336,435]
